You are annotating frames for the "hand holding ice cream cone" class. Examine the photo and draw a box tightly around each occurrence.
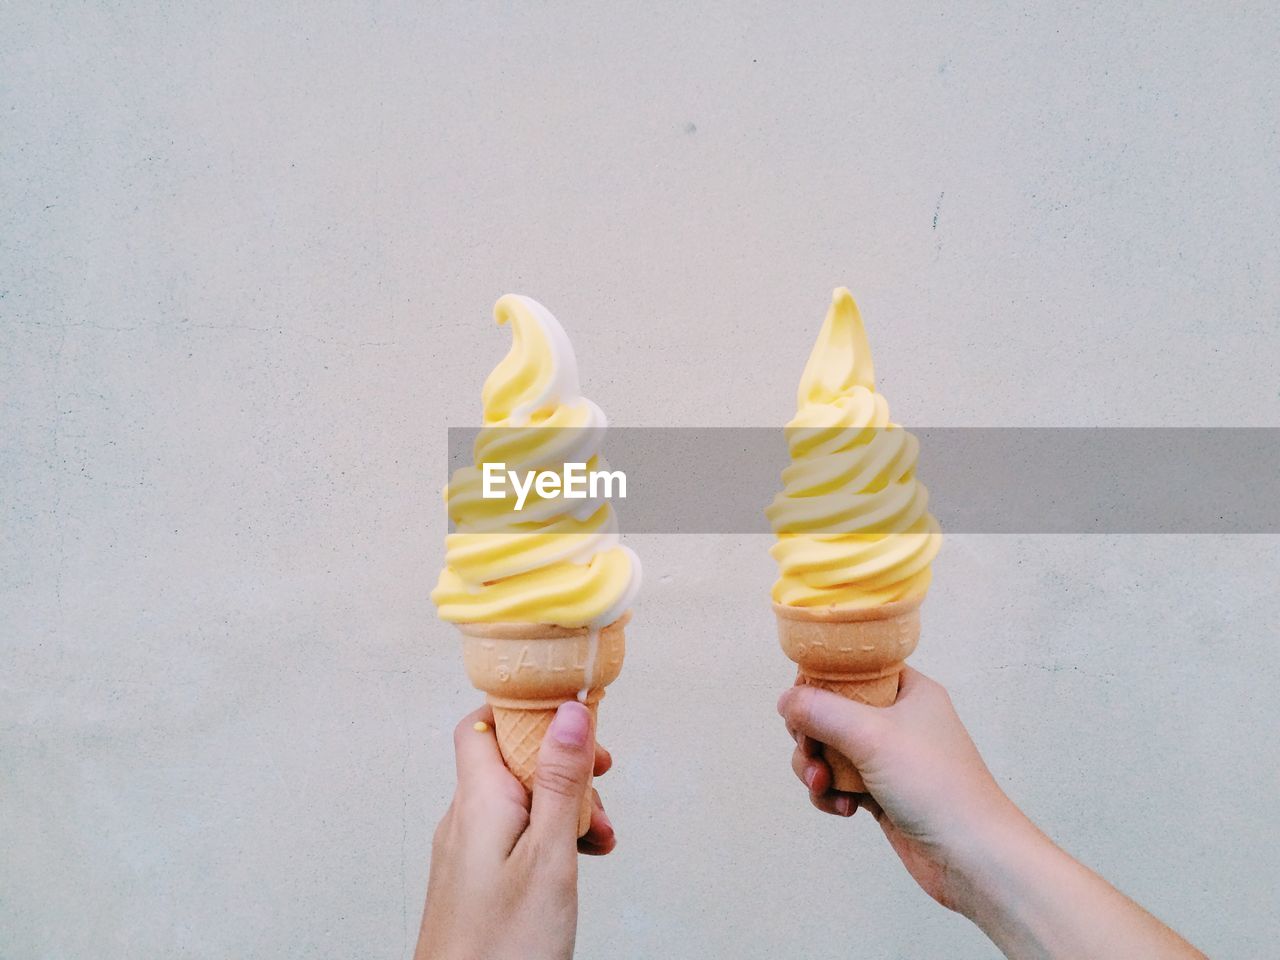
[767,288,941,792]
[431,295,641,836]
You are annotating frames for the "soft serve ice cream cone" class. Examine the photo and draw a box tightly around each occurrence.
[767,288,941,792]
[432,295,641,836]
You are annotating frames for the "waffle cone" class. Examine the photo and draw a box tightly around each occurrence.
[774,597,923,793]
[457,613,629,837]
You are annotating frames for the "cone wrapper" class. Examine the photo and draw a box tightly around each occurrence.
[456,613,629,837]
[774,597,922,793]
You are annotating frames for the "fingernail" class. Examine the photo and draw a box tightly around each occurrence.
[837,795,854,817]
[776,690,789,715]
[549,701,589,746]
[803,765,818,790]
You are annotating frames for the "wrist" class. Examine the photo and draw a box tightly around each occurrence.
[942,799,1056,926]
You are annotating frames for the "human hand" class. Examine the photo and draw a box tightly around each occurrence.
[779,668,1208,959]
[415,701,616,960]
[778,667,1031,916]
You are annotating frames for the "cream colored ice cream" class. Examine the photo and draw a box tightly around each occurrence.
[767,287,941,608]
[433,294,639,837]
[431,294,641,627]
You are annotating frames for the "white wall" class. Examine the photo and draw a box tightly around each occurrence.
[3,3,1277,957]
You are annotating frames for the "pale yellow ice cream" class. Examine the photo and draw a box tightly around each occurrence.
[767,288,941,608]
[431,295,640,627]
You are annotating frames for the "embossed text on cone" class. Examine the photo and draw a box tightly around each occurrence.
[774,597,921,793]
[458,613,629,837]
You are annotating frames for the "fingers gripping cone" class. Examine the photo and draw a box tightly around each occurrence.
[458,614,629,836]
[774,597,921,792]
[432,296,640,841]
[768,289,939,794]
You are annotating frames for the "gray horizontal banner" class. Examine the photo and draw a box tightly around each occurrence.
[446,428,1280,534]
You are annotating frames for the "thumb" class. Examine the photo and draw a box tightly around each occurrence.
[529,701,594,845]
[778,685,889,770]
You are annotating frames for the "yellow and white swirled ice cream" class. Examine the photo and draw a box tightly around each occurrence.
[767,288,942,609]
[431,295,641,627]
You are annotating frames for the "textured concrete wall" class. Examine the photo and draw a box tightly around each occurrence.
[3,3,1278,958]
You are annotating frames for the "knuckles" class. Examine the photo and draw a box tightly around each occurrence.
[452,715,480,750]
[534,756,588,800]
[781,685,816,730]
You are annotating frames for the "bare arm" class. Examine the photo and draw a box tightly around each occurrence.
[959,804,1206,958]
[779,669,1207,960]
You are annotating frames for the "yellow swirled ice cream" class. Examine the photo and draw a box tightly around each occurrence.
[766,288,941,609]
[431,294,641,627]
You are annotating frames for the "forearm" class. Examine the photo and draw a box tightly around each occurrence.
[957,815,1207,960]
